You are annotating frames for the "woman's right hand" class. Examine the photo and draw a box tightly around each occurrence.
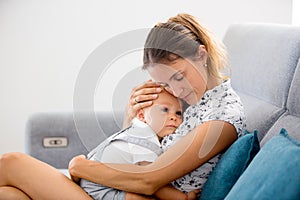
[68,155,87,183]
[123,80,162,128]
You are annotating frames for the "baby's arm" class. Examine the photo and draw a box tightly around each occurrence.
[154,185,200,200]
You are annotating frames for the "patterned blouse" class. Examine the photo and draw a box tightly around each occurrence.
[161,80,246,192]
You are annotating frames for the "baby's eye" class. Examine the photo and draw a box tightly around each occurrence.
[176,111,182,117]
[161,107,169,112]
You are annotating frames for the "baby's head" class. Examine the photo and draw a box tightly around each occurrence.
[136,88,183,140]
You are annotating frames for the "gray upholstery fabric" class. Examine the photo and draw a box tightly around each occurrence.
[260,113,300,146]
[236,92,285,141]
[223,24,300,140]
[25,112,123,169]
[261,59,300,146]
[287,59,300,116]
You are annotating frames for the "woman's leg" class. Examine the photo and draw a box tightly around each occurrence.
[0,186,31,200]
[0,157,33,200]
[0,152,92,200]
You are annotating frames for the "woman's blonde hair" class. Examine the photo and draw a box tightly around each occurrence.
[143,13,230,80]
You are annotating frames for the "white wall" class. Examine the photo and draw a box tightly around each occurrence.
[0,0,292,154]
[293,0,300,25]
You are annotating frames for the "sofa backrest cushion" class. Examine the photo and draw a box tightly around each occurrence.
[223,24,300,140]
[224,23,300,106]
[287,59,300,116]
[261,59,300,145]
[25,112,123,169]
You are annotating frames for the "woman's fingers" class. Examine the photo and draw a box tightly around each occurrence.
[123,80,163,128]
[131,93,159,105]
[133,87,162,98]
[132,99,153,111]
[131,80,163,105]
[132,79,161,92]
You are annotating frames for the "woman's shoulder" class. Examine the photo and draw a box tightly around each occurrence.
[185,79,246,137]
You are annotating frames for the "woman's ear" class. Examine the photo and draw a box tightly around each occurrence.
[197,45,208,61]
[136,109,146,123]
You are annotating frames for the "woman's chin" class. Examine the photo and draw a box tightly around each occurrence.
[182,93,198,105]
[184,98,198,105]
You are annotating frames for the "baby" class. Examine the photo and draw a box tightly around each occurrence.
[80,88,199,200]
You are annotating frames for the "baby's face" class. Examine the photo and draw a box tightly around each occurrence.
[143,90,182,139]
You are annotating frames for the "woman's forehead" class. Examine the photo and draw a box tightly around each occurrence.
[147,63,180,80]
[147,58,195,73]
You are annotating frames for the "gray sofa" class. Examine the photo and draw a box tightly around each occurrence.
[25,23,300,195]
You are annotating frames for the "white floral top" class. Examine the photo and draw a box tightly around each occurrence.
[161,80,246,192]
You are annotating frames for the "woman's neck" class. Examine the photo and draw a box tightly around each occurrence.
[206,75,222,91]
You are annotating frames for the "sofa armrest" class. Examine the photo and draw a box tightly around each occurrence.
[25,111,123,169]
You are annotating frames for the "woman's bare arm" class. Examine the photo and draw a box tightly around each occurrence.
[69,120,237,195]
[154,185,200,200]
[125,192,156,200]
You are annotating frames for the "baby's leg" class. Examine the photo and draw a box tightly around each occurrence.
[0,152,92,200]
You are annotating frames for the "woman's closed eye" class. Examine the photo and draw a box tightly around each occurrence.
[174,72,184,81]
[156,72,184,89]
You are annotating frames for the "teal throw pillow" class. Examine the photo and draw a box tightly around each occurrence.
[225,128,300,200]
[200,130,260,200]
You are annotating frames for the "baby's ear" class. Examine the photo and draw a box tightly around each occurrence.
[136,109,146,122]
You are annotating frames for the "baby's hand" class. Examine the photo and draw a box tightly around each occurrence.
[186,189,201,200]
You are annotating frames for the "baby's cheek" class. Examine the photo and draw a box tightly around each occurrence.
[147,106,166,132]
[151,115,166,133]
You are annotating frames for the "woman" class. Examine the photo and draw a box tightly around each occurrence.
[0,13,245,199]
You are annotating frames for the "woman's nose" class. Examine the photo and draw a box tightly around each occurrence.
[170,87,183,98]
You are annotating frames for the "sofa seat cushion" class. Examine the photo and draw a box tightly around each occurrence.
[261,113,300,146]
[225,129,300,200]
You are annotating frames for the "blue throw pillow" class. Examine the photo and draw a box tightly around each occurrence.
[225,128,300,200]
[200,130,260,200]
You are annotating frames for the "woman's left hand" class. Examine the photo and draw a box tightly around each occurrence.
[123,80,162,128]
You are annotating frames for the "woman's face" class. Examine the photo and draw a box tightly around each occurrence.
[147,56,208,105]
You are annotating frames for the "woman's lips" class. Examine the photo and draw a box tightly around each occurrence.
[166,125,177,128]
[182,92,192,101]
